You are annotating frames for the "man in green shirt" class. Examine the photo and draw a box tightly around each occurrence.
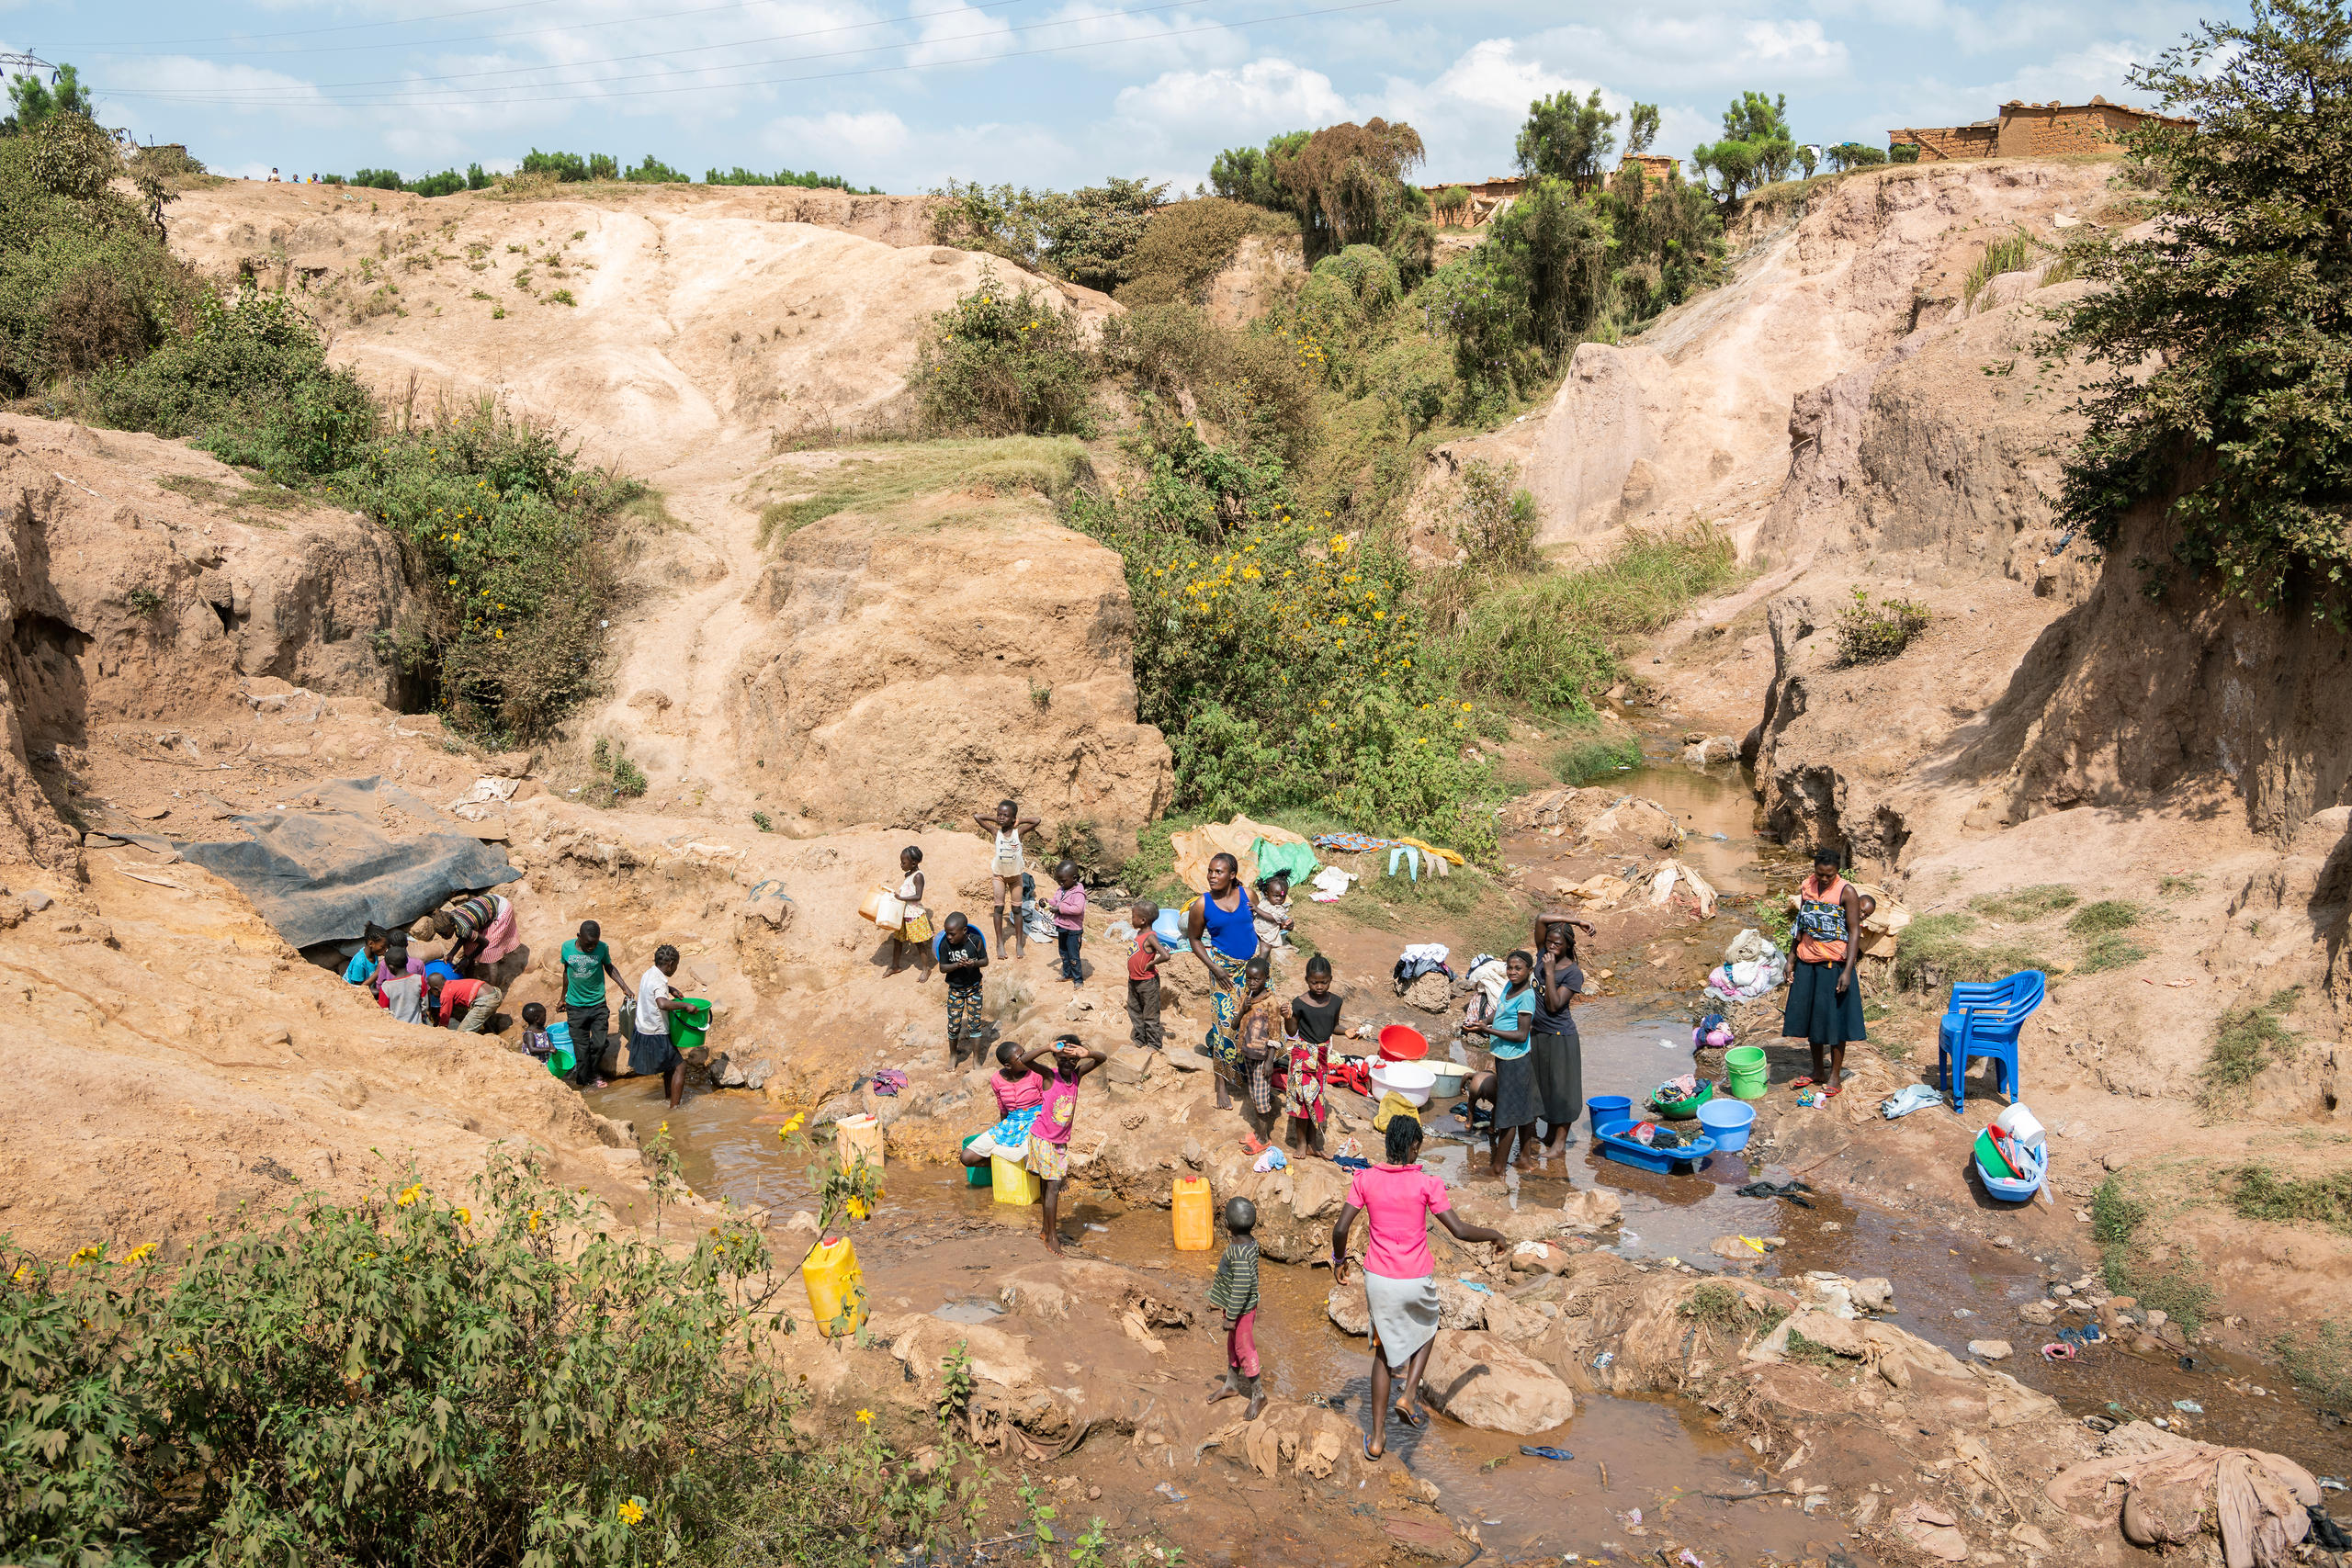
[560,919,628,1088]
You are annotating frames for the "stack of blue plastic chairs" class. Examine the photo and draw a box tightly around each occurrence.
[1937,970,2044,1111]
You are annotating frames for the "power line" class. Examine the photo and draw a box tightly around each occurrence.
[88,0,1046,96]
[67,0,1018,62]
[46,0,565,49]
[96,0,1396,109]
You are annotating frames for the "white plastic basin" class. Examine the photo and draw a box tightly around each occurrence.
[1369,1060,1436,1107]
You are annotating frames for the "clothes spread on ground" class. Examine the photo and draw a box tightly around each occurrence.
[1250,837,1320,886]
[870,1069,909,1097]
[1735,1178,1816,1206]
[1706,941,1788,1002]
[1307,866,1357,902]
[1881,1083,1943,1119]
[1393,942,1453,994]
[1310,833,1465,869]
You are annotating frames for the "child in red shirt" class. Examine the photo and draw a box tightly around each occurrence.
[1126,899,1163,1051]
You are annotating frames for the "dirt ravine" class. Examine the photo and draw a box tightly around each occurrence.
[1,159,2346,1567]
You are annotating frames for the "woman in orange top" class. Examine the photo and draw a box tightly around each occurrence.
[1782,847,1867,1095]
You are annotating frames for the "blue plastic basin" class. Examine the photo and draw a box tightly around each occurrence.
[1697,1098,1756,1152]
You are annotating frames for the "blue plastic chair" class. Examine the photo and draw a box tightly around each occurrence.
[1937,970,2043,1111]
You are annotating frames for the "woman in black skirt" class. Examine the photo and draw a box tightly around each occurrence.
[1783,847,1867,1096]
[1531,913,1590,1159]
[1464,951,1539,1176]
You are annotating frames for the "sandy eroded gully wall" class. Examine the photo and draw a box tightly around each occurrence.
[722,503,1173,851]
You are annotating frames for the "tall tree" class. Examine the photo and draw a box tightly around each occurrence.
[1274,119,1429,266]
[4,63,92,135]
[1691,91,1797,200]
[1625,102,1662,158]
[2048,0,2352,614]
[1516,89,1619,186]
[1209,130,1308,209]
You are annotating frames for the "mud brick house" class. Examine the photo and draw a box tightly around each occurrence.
[1890,96,2193,161]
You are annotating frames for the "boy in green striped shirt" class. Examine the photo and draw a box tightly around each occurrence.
[1205,1196,1265,1419]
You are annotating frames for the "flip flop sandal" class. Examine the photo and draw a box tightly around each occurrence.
[2041,1343,2077,1361]
[1363,1437,1383,1462]
[1392,1404,1424,1428]
[1822,1085,1844,1098]
[1789,1077,1816,1089]
[1518,1445,1576,1461]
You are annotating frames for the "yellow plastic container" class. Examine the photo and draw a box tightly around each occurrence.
[991,1151,1043,1206]
[1171,1177,1214,1251]
[834,1113,884,1173]
[800,1236,868,1338]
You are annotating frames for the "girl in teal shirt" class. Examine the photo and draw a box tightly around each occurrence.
[1464,950,1538,1177]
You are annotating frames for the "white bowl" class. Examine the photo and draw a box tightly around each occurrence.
[1369,1061,1436,1107]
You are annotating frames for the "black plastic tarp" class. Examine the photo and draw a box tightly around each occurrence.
[175,777,518,951]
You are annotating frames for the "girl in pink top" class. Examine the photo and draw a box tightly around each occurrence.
[958,1042,1044,1176]
[1019,1034,1106,1256]
[1330,1115,1502,1461]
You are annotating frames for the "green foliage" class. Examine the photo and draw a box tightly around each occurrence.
[1115,197,1290,308]
[2066,898,2143,935]
[1442,524,1739,710]
[622,153,691,184]
[1449,457,1536,569]
[1625,102,1661,158]
[1889,141,1922,164]
[705,166,868,190]
[2090,1173,2216,1331]
[1517,89,1620,185]
[124,585,164,615]
[1268,120,1431,274]
[908,267,1097,437]
[1692,92,1799,201]
[929,177,1167,291]
[1967,884,2080,921]
[0,126,194,388]
[592,736,650,801]
[1833,587,1931,663]
[0,1155,984,1566]
[1066,457,1498,860]
[2199,987,2300,1115]
[1825,141,1888,172]
[2232,1164,2352,1232]
[2075,932,2149,973]
[1209,131,1310,209]
[1962,228,2039,310]
[4,63,93,133]
[2270,1320,2352,1416]
[1098,303,1320,465]
[522,148,618,182]
[2047,0,2352,615]
[1894,913,2048,994]
[2158,873,2205,897]
[1553,732,1642,784]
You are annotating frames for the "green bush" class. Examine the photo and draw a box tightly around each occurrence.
[2232,1164,2352,1232]
[1894,913,2047,993]
[521,148,618,182]
[1889,141,1922,164]
[929,178,1166,290]
[705,167,868,190]
[0,1156,978,1565]
[1114,197,1269,307]
[908,267,1096,437]
[592,736,650,801]
[2199,987,2299,1115]
[1967,884,2079,921]
[1097,303,1319,465]
[1448,457,1536,569]
[1553,732,1642,784]
[2066,898,2143,935]
[1833,588,1932,663]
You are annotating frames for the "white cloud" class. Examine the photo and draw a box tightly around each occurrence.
[908,0,1013,70]
[1741,19,1848,76]
[765,107,911,163]
[1111,57,1352,143]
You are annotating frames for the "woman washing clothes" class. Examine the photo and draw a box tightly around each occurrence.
[1784,846,1867,1095]
[1185,852,1261,1111]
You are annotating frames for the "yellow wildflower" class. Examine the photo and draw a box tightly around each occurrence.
[527,1209,543,1233]
[127,1243,157,1266]
[619,1498,646,1526]
[397,1183,423,1208]
[846,1197,868,1220]
[455,1207,472,1226]
[68,1245,102,1267]
[856,1408,875,1424]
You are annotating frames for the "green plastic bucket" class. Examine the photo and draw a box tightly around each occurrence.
[1724,1045,1769,1100]
[668,998,712,1052]
[961,1133,993,1187]
[545,1047,576,1079]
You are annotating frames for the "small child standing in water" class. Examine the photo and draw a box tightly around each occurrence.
[1206,1196,1266,1418]
[1021,1033,1106,1256]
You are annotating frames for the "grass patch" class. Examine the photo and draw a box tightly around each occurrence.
[2199,987,2299,1117]
[154,472,314,522]
[1552,732,1643,785]
[2158,873,2204,897]
[1962,227,2040,311]
[1833,587,1932,664]
[1967,884,2078,922]
[1893,912,2047,994]
[2231,1164,2352,1234]
[1444,523,1740,709]
[583,735,650,806]
[1784,1330,1849,1369]
[2066,899,2143,935]
[2270,1321,2352,1417]
[2075,932,2149,973]
[756,436,1089,546]
[2091,1172,2216,1332]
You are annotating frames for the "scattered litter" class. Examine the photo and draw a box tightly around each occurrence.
[2173,1400,2203,1415]
[1085,1224,1109,1233]
[1518,1445,1576,1461]
[1592,1351,1615,1370]
[1624,1508,1642,1526]
[1455,1277,1492,1294]
[2041,1342,2077,1361]
[1881,1083,1943,1119]
[1252,1148,1288,1173]
[1152,1483,1188,1503]
[1678,1551,1706,1568]
[2318,1477,2346,1492]
[1618,1232,1641,1247]
[1734,1179,1816,1208]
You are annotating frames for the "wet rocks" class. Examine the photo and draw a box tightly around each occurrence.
[707,1052,775,1089]
[1968,1339,2015,1361]
[1420,1331,1575,1434]
[2017,1300,2058,1325]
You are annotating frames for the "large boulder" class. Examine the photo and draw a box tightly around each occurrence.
[1421,1330,1576,1434]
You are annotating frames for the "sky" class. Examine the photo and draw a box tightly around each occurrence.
[9,0,2241,195]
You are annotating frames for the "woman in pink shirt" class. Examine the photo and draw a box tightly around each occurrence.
[1330,1116,1503,1460]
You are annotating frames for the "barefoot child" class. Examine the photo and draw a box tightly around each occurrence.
[1206,1197,1266,1418]
[933,911,990,1062]
[958,1041,1043,1173]
[630,943,690,1110]
[1463,950,1538,1178]
[1126,901,1163,1051]
[1047,860,1086,989]
[973,799,1041,961]
[560,920,629,1090]
[1021,1033,1107,1256]
[1280,954,1342,1157]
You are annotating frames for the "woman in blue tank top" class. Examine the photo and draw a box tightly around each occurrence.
[1185,852,1260,1111]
